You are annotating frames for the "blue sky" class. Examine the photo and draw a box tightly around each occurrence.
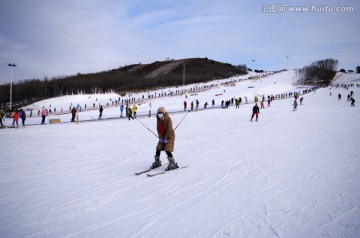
[0,0,359,84]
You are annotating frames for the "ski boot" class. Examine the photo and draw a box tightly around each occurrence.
[165,157,179,171]
[150,156,162,169]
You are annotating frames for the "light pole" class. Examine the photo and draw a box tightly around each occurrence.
[286,56,289,70]
[251,59,257,77]
[7,63,16,110]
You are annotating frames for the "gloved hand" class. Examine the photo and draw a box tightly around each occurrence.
[159,138,168,144]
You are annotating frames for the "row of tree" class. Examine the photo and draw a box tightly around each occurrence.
[294,59,338,86]
[0,58,247,109]
[339,66,360,73]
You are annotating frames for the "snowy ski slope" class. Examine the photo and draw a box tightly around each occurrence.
[0,71,359,238]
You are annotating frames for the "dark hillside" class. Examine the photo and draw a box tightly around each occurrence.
[0,58,247,109]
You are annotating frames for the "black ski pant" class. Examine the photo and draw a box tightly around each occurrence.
[156,149,173,158]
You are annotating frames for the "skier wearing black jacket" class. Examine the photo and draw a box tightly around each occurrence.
[251,103,260,122]
[351,97,355,106]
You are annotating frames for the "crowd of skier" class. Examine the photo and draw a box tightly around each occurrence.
[0,82,358,129]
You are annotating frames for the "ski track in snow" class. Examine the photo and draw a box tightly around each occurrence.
[0,72,360,237]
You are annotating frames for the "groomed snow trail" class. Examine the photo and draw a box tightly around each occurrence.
[0,73,359,238]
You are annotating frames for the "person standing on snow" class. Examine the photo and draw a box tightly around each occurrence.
[150,107,179,171]
[12,109,19,128]
[0,108,4,127]
[260,100,265,109]
[235,98,240,108]
[20,109,26,126]
[41,107,48,124]
[71,107,77,122]
[120,104,124,117]
[148,102,152,118]
[293,98,298,111]
[127,107,133,120]
[251,103,260,122]
[204,102,208,109]
[184,101,187,111]
[99,106,103,119]
[133,104,137,118]
[351,97,355,106]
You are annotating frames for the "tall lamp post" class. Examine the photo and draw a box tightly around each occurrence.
[7,63,17,110]
[286,56,289,71]
[251,59,256,76]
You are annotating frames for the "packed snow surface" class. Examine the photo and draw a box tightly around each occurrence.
[1,71,359,238]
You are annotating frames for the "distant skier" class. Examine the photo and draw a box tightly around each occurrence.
[148,102,152,118]
[225,100,230,109]
[20,109,26,126]
[235,99,240,108]
[0,109,4,127]
[251,103,260,122]
[338,93,341,100]
[184,101,187,111]
[120,104,124,117]
[351,97,355,106]
[150,107,179,171]
[204,102,208,109]
[133,104,137,118]
[99,106,103,119]
[127,107,133,120]
[190,101,194,111]
[300,97,304,105]
[71,107,77,122]
[260,100,265,109]
[41,107,48,124]
[12,110,19,128]
[293,99,298,111]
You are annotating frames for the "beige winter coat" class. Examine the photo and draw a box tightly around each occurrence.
[156,107,175,152]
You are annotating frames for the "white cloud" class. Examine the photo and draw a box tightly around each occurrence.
[0,0,359,84]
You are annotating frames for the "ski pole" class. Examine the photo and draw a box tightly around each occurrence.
[134,117,159,138]
[168,110,190,137]
[135,110,190,138]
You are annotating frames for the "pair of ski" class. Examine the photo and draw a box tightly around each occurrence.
[135,165,189,177]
